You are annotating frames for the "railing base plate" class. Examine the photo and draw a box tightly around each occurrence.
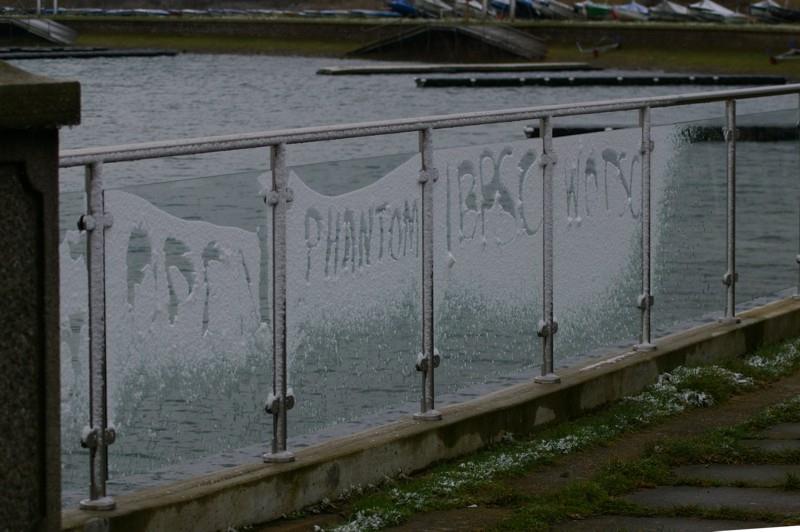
[79,496,116,511]
[413,409,442,421]
[263,451,295,464]
[718,316,742,325]
[634,342,657,352]
[534,373,561,384]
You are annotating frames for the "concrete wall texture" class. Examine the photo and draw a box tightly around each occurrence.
[0,61,79,532]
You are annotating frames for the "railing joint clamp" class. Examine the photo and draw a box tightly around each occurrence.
[78,213,112,232]
[637,294,655,310]
[415,348,441,372]
[418,168,439,184]
[722,271,739,286]
[80,426,115,449]
[265,388,295,415]
[537,319,558,337]
[722,127,740,142]
[539,153,557,168]
[640,139,654,155]
[265,188,293,206]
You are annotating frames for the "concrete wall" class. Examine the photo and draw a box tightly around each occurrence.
[62,296,800,532]
[0,60,79,532]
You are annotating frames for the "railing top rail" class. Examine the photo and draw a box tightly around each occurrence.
[59,83,800,168]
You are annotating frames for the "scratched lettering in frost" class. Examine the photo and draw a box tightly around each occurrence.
[303,200,420,281]
[297,141,643,283]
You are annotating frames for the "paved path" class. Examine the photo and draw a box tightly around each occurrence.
[259,372,800,531]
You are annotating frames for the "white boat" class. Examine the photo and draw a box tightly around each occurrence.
[688,0,749,22]
[650,0,697,21]
[533,0,578,19]
[417,0,455,17]
[750,0,800,22]
[612,0,650,20]
[454,0,496,16]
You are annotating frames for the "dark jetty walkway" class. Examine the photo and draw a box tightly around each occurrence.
[0,46,178,59]
[416,75,787,87]
[317,62,598,75]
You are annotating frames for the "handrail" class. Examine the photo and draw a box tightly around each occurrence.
[64,83,800,511]
[60,83,800,167]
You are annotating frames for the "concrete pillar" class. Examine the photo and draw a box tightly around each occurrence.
[0,61,79,531]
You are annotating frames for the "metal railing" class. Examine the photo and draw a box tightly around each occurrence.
[59,83,800,510]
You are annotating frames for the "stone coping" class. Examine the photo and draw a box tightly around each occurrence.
[62,296,800,532]
[0,60,79,129]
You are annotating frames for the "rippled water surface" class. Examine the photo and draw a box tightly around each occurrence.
[13,54,800,505]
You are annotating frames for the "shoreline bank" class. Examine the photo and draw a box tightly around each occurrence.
[51,16,800,77]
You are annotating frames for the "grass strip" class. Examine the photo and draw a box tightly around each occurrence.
[322,338,800,531]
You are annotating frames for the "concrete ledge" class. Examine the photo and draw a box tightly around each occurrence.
[0,60,80,129]
[62,296,800,532]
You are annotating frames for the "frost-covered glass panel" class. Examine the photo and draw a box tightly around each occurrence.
[550,125,656,367]
[735,110,799,307]
[59,190,90,507]
[431,126,657,388]
[432,142,540,393]
[285,154,422,436]
[59,172,269,506]
[653,116,728,333]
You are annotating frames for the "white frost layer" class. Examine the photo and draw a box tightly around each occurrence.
[103,190,262,422]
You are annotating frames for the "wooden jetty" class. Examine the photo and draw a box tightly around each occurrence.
[0,47,178,60]
[347,25,546,63]
[0,18,76,46]
[317,62,598,75]
[416,75,787,87]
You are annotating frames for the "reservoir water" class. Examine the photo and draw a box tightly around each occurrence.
[12,54,800,506]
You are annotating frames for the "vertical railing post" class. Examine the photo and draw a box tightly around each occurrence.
[510,0,517,21]
[78,161,116,511]
[635,107,657,352]
[414,128,442,421]
[721,99,740,323]
[264,143,296,463]
[795,93,800,300]
[535,116,561,384]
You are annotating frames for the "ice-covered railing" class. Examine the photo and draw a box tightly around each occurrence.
[59,84,800,511]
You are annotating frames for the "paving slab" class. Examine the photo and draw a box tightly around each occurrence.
[554,515,776,531]
[624,486,800,515]
[741,439,800,452]
[673,464,800,486]
[759,423,800,440]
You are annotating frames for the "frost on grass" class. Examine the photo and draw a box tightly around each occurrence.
[745,341,800,376]
[332,509,403,532]
[331,364,753,532]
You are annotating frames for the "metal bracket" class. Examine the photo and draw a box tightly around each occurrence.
[537,319,558,337]
[264,388,296,415]
[80,426,116,449]
[639,139,655,155]
[636,294,655,310]
[418,168,439,184]
[78,213,113,232]
[539,153,558,168]
[265,188,294,206]
[722,271,739,286]
[722,127,740,142]
[415,348,441,372]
